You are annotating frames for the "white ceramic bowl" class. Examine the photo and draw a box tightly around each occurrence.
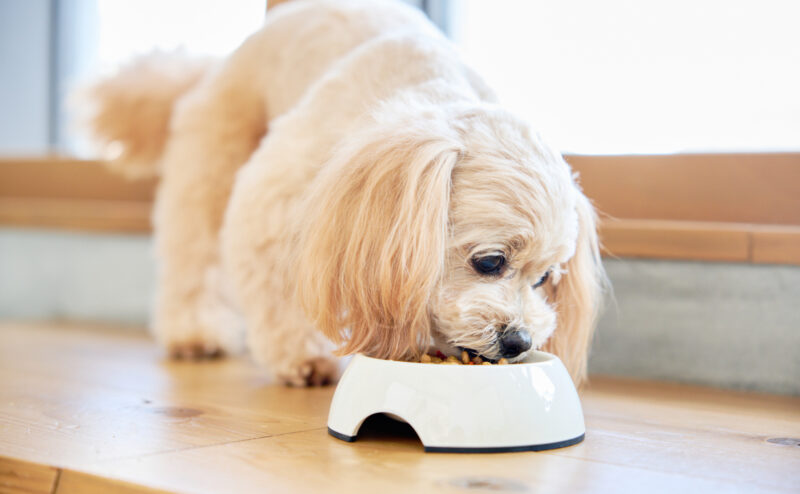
[327,351,585,453]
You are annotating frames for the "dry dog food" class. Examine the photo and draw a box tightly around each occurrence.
[418,350,509,365]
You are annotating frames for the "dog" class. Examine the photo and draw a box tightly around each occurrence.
[82,0,605,386]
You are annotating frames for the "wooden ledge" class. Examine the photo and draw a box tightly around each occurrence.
[1,156,799,265]
[0,157,155,202]
[601,219,800,265]
[0,158,153,233]
[0,197,152,233]
[567,152,800,225]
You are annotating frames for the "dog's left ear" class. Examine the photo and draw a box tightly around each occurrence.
[543,189,605,386]
[295,122,462,360]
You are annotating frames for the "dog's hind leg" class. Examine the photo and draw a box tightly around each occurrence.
[153,52,267,360]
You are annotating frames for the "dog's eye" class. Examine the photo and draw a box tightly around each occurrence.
[472,255,505,275]
[532,270,551,288]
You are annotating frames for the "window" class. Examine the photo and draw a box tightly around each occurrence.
[448,0,800,154]
[0,0,265,155]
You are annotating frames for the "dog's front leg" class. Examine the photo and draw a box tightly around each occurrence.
[221,141,340,386]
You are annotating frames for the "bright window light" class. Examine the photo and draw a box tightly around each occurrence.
[449,0,800,154]
[58,0,265,155]
[94,0,265,69]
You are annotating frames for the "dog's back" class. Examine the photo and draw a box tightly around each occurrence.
[80,0,441,179]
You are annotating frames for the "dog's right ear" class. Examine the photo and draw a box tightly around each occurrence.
[295,117,462,361]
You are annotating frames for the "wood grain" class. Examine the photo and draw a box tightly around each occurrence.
[600,219,800,264]
[0,158,155,202]
[1,156,799,264]
[599,218,750,262]
[5,154,798,225]
[752,226,800,265]
[55,470,168,494]
[0,158,153,233]
[0,325,330,468]
[568,152,800,225]
[0,457,58,494]
[0,322,798,494]
[0,197,151,233]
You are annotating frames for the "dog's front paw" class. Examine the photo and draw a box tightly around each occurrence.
[278,357,339,387]
[167,340,225,360]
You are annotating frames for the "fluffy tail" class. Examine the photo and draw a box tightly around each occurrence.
[78,52,214,179]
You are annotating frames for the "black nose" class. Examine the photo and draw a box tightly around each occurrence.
[498,329,532,358]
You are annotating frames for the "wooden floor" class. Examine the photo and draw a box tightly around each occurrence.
[0,323,798,494]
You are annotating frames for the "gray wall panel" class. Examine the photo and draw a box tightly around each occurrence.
[1,228,797,394]
[589,259,800,395]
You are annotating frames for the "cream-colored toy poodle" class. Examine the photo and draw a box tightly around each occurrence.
[84,0,605,386]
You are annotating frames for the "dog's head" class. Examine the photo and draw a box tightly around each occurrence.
[296,100,604,384]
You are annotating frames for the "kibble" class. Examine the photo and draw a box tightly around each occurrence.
[415,350,517,365]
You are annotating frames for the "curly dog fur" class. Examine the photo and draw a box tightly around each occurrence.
[82,0,605,386]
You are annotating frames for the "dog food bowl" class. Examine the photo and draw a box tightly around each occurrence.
[327,351,585,453]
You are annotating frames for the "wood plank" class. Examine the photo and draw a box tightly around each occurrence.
[0,457,58,494]
[600,219,800,265]
[55,470,166,494]
[752,226,800,265]
[1,156,799,264]
[599,218,750,262]
[0,324,330,469]
[0,322,798,494]
[94,428,767,494]
[3,197,798,266]
[569,153,800,225]
[0,158,155,202]
[4,154,798,226]
[0,197,151,233]
[92,377,800,494]
[567,376,800,492]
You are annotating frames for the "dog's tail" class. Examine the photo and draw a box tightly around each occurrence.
[77,52,214,179]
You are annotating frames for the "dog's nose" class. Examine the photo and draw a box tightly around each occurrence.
[498,329,532,359]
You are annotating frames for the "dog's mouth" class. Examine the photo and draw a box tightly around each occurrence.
[460,347,499,363]
[459,346,533,364]
[430,330,517,362]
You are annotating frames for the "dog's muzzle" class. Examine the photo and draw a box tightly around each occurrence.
[497,328,532,359]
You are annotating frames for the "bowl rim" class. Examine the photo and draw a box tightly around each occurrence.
[351,350,558,368]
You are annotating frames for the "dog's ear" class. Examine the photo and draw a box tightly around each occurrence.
[295,124,461,360]
[542,191,605,386]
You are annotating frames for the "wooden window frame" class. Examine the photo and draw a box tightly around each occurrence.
[567,153,800,265]
[1,154,798,265]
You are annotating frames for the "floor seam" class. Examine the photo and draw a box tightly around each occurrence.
[49,468,62,494]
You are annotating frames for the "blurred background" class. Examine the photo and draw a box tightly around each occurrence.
[1,0,798,393]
